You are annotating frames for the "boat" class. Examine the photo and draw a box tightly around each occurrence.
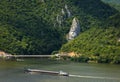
[24,69,69,76]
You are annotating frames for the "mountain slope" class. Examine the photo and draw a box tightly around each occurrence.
[102,0,120,11]
[61,13,120,64]
[0,0,118,55]
[0,0,64,54]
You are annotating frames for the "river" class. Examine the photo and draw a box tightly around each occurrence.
[0,59,120,82]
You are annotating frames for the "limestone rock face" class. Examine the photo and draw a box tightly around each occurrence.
[68,17,80,40]
[65,4,71,17]
[55,4,72,27]
[61,8,65,15]
[56,14,63,26]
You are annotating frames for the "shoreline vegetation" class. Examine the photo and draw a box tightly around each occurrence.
[0,51,120,64]
[55,52,120,64]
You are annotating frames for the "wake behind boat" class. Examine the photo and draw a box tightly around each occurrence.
[24,69,120,80]
[25,69,69,76]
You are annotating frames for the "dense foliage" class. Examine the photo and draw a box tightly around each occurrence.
[61,13,120,64]
[0,0,65,54]
[102,0,120,11]
[0,0,118,56]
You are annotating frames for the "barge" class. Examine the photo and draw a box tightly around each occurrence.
[25,69,69,76]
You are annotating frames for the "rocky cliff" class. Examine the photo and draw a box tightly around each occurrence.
[67,17,80,40]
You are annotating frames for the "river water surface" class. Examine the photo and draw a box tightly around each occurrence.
[0,59,120,82]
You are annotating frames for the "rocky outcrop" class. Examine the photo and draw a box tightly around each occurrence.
[65,4,71,17]
[56,4,72,27]
[67,17,80,40]
[61,8,65,15]
[56,14,63,27]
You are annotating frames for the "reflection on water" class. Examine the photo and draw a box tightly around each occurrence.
[0,59,120,82]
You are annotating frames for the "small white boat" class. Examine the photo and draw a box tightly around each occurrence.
[25,69,69,76]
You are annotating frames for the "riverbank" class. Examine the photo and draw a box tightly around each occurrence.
[0,52,119,64]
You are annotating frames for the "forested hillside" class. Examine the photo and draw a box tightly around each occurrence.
[102,0,120,11]
[0,0,118,55]
[61,13,120,64]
